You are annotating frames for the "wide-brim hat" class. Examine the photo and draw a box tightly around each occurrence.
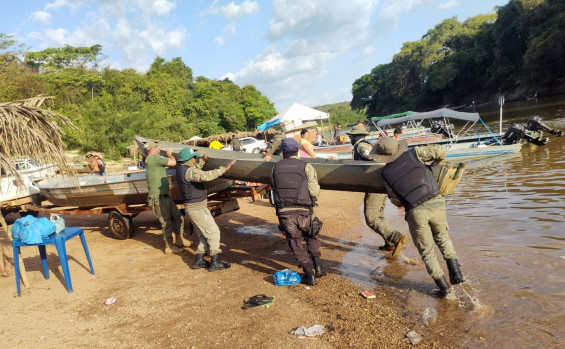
[368,137,408,163]
[144,141,160,150]
[178,147,201,162]
[346,124,369,136]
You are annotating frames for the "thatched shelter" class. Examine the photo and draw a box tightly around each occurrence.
[0,95,77,181]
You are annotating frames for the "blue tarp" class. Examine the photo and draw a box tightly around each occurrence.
[257,118,281,131]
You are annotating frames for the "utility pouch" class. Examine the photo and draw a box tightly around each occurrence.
[309,216,323,237]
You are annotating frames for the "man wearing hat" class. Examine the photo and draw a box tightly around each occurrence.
[86,153,104,176]
[271,138,324,286]
[176,147,236,271]
[145,141,187,254]
[370,138,465,297]
[347,124,409,257]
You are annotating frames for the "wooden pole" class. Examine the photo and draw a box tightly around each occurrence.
[0,213,29,288]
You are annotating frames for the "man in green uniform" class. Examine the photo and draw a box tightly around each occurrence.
[371,137,465,297]
[145,141,187,254]
[348,125,408,257]
[175,147,236,271]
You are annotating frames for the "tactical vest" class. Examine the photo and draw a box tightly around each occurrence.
[176,164,207,203]
[272,158,312,208]
[353,140,373,161]
[381,150,440,211]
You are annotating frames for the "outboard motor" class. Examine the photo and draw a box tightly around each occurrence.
[430,121,453,138]
[502,123,527,145]
[526,116,564,137]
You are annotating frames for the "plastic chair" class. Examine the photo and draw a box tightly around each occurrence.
[12,227,95,296]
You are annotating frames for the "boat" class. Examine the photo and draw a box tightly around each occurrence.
[135,136,464,195]
[35,169,233,208]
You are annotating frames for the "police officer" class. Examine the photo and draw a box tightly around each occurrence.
[176,147,236,271]
[272,138,324,286]
[347,124,409,257]
[371,137,464,297]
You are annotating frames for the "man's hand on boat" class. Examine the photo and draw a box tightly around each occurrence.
[225,160,236,171]
[202,154,209,162]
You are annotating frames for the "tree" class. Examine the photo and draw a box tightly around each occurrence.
[25,44,104,72]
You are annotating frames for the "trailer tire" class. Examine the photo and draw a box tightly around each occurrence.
[20,210,39,218]
[108,211,134,239]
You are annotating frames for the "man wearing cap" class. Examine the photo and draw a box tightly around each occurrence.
[271,138,324,286]
[370,137,465,297]
[176,147,236,271]
[348,124,409,257]
[145,142,186,254]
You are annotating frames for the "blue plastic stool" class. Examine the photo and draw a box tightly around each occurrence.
[12,227,95,296]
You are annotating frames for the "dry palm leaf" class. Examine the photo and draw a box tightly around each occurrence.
[0,95,77,182]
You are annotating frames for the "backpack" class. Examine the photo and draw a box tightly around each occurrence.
[97,158,106,173]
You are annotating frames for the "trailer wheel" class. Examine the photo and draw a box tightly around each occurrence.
[108,211,134,239]
[20,210,39,218]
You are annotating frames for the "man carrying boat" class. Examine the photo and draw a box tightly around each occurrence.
[176,147,235,272]
[271,138,325,286]
[371,137,465,297]
[145,141,187,254]
[348,124,409,257]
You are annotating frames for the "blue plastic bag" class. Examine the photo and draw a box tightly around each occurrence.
[274,269,301,286]
[11,216,56,244]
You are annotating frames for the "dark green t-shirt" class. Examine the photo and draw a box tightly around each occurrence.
[145,154,170,198]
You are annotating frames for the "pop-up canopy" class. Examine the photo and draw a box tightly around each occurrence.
[257,103,329,130]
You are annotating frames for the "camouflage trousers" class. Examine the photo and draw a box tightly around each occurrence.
[364,193,402,247]
[148,196,183,242]
[185,201,222,256]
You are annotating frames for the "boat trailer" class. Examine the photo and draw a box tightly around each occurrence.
[25,183,270,240]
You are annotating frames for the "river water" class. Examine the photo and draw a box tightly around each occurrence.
[342,95,565,347]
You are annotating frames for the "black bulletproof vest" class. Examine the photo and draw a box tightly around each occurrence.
[272,158,312,207]
[381,150,440,211]
[353,140,373,161]
[176,164,207,203]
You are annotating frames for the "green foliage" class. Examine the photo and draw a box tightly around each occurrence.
[351,0,565,117]
[25,44,104,72]
[315,101,366,126]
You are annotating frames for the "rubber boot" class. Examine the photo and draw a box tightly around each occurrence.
[165,241,184,254]
[391,235,409,257]
[191,254,208,269]
[174,234,191,248]
[312,257,326,278]
[208,254,231,272]
[434,276,451,298]
[301,263,317,286]
[446,259,465,285]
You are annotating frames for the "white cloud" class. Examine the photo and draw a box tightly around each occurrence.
[221,1,259,21]
[152,0,176,16]
[45,0,83,11]
[377,0,440,29]
[214,37,226,45]
[438,0,459,10]
[31,11,52,25]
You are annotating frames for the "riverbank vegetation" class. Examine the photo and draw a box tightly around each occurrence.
[352,0,565,117]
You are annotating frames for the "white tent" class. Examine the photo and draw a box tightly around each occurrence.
[258,103,329,130]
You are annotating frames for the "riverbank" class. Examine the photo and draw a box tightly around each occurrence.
[0,188,466,348]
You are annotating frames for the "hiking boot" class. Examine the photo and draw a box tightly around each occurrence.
[165,241,184,254]
[434,276,451,298]
[174,234,191,248]
[301,263,317,286]
[208,254,231,272]
[312,257,326,278]
[378,244,394,252]
[191,254,209,269]
[446,259,465,285]
[391,235,409,257]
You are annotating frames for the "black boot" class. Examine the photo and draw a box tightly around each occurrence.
[446,259,465,285]
[312,257,326,278]
[191,254,208,269]
[434,276,451,298]
[208,254,231,272]
[301,263,317,286]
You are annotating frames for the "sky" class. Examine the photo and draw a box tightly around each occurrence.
[0,0,510,112]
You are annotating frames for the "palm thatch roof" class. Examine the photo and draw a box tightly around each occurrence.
[0,95,77,181]
[184,129,279,147]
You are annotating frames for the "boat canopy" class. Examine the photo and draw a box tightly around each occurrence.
[370,111,415,122]
[376,108,480,127]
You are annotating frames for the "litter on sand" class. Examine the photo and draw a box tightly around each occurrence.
[242,294,274,310]
[406,330,421,345]
[289,324,325,337]
[104,297,117,305]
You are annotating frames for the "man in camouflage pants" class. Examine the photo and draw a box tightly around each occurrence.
[175,147,236,272]
[372,138,465,297]
[348,125,409,257]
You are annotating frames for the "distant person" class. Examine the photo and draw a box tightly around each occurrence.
[264,133,285,161]
[272,138,324,286]
[144,141,187,254]
[231,137,242,152]
[333,124,342,144]
[176,147,236,271]
[86,153,104,176]
[209,140,223,149]
[393,126,403,140]
[299,129,317,158]
[371,137,465,297]
[316,130,323,146]
[348,125,409,257]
